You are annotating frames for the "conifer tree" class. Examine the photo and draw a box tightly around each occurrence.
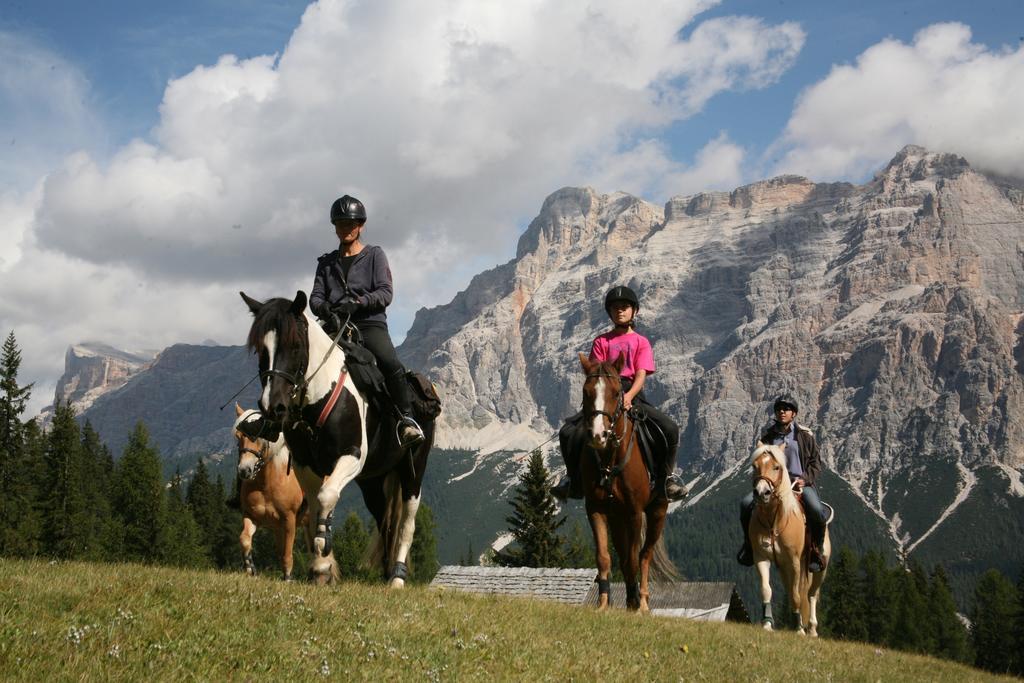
[971,568,1017,673]
[0,331,40,556]
[928,564,970,663]
[494,449,566,568]
[42,403,87,558]
[212,473,242,568]
[112,423,166,563]
[860,550,895,644]
[889,562,929,653]
[409,503,439,584]
[1014,565,1024,675]
[333,511,371,580]
[158,470,208,567]
[185,458,220,564]
[821,546,867,641]
[77,422,121,560]
[561,520,593,569]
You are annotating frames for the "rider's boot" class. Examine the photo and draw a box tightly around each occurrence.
[808,544,826,573]
[661,443,688,501]
[551,472,584,500]
[386,369,425,448]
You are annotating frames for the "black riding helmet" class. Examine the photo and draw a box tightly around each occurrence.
[773,394,799,414]
[604,285,639,315]
[330,195,367,224]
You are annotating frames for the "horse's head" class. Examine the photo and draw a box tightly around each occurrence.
[233,403,272,480]
[750,442,791,504]
[579,352,626,450]
[241,290,310,420]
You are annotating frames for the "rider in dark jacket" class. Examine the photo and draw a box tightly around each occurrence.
[737,394,828,572]
[309,194,424,449]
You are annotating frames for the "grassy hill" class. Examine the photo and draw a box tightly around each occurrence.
[0,559,1012,681]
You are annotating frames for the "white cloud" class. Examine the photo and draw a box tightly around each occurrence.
[773,22,1024,180]
[0,0,806,414]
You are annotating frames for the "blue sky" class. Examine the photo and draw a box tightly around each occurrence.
[1,0,1023,412]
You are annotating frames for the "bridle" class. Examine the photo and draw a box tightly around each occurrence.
[238,441,271,478]
[583,371,639,494]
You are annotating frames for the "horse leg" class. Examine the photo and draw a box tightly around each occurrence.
[294,466,339,585]
[638,505,668,614]
[755,559,773,630]
[278,515,297,581]
[240,517,257,576]
[609,514,640,611]
[387,486,419,589]
[784,553,804,634]
[587,510,612,611]
[807,530,830,637]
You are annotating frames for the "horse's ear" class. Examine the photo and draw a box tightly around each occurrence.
[612,352,626,374]
[579,352,592,374]
[290,290,307,316]
[755,440,765,449]
[235,402,244,417]
[240,291,263,314]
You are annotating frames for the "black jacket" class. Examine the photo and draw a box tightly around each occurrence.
[759,420,821,486]
[309,245,393,326]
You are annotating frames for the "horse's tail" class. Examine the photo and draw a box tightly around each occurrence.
[641,516,681,582]
[365,472,404,576]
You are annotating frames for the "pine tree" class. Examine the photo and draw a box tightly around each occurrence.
[112,423,166,563]
[1014,565,1024,675]
[333,512,371,580]
[42,403,87,558]
[185,458,222,565]
[0,331,40,557]
[889,562,929,653]
[494,449,566,568]
[860,550,895,645]
[821,546,867,640]
[77,422,120,560]
[561,520,593,569]
[211,473,242,568]
[928,564,970,663]
[409,503,439,584]
[971,568,1017,673]
[158,470,208,567]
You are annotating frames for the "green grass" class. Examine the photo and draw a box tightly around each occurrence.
[0,558,1012,682]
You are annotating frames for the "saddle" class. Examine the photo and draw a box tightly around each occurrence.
[334,335,441,424]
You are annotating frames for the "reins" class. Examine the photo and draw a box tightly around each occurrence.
[583,371,640,495]
[239,442,271,477]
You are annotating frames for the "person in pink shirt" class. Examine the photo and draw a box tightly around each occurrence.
[552,286,687,501]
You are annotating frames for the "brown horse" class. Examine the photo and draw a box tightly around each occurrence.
[233,403,317,581]
[748,442,831,636]
[578,352,678,612]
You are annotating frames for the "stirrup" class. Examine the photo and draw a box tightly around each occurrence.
[551,475,582,500]
[665,474,688,501]
[396,415,425,448]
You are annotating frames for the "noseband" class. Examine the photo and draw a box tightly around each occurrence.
[239,442,270,477]
[583,372,626,442]
[583,371,639,494]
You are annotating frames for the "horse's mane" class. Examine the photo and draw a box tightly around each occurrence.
[246,297,306,353]
[751,443,799,516]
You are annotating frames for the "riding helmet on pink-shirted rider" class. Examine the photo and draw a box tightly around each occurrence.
[604,285,639,315]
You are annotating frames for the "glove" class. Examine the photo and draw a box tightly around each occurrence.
[332,297,361,317]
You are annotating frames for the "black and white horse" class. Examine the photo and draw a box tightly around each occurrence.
[239,290,434,586]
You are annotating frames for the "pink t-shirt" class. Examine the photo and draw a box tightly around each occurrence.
[589,330,656,381]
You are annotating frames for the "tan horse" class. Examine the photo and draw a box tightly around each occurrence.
[748,442,831,636]
[233,403,317,581]
[579,353,678,612]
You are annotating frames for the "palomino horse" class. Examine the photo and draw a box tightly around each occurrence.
[578,352,678,611]
[748,442,832,636]
[232,403,315,581]
[239,291,435,587]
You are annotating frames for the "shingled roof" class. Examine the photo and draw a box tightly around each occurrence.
[430,567,748,622]
[431,566,595,604]
[582,581,747,622]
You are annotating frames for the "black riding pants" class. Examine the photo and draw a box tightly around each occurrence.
[356,324,413,415]
[558,391,680,479]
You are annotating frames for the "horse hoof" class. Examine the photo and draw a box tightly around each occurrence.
[762,622,773,631]
[388,577,406,589]
[797,628,806,636]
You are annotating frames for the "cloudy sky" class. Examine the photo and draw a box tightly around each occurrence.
[2,0,1022,414]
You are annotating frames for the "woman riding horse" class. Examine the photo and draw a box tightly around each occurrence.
[308,194,424,449]
[552,285,687,502]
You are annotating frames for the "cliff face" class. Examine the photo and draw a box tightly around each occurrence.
[398,146,1024,551]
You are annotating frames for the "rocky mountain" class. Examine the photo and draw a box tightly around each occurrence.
[49,146,1024,600]
[39,343,156,423]
[399,145,1024,577]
